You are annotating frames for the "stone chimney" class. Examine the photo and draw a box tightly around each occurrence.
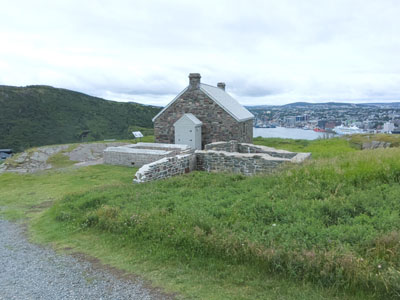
[217,82,226,91]
[189,73,201,89]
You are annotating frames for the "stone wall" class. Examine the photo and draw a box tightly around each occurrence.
[104,143,193,167]
[197,141,310,176]
[154,88,253,147]
[238,143,297,159]
[205,140,297,159]
[132,142,191,156]
[196,150,294,175]
[123,141,310,184]
[204,140,239,152]
[133,153,197,183]
[104,147,173,167]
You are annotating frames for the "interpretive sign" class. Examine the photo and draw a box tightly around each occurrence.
[132,131,144,138]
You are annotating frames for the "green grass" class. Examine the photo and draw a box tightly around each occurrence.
[253,134,400,159]
[1,136,399,299]
[345,134,400,149]
[0,164,134,220]
[35,148,400,298]
[46,144,79,168]
[253,136,357,159]
[82,135,155,144]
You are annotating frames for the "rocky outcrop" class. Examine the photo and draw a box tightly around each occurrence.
[67,142,127,162]
[0,142,129,174]
[362,141,391,150]
[0,145,70,173]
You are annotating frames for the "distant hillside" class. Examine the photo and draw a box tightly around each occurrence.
[0,85,161,151]
[283,101,356,107]
[247,101,400,109]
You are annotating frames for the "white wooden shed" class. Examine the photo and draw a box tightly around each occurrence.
[173,113,202,150]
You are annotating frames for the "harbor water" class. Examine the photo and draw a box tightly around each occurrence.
[253,127,335,140]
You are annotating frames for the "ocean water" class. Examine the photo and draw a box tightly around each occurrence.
[253,127,335,140]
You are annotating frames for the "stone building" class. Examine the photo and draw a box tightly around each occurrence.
[153,73,254,148]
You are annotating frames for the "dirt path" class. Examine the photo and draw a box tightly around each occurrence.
[0,219,171,300]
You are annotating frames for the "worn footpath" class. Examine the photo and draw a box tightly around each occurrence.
[0,219,169,300]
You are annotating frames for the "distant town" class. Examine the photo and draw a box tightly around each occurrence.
[247,102,400,135]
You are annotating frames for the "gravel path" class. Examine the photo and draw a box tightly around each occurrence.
[0,219,167,300]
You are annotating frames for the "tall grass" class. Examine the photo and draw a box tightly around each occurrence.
[253,137,357,159]
[346,134,400,149]
[45,148,400,298]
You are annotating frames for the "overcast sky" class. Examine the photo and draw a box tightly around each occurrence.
[1,0,400,106]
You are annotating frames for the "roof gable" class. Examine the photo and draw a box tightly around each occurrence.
[152,84,254,123]
[199,84,254,122]
[173,113,202,127]
[152,87,188,122]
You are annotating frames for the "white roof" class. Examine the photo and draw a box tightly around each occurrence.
[174,113,203,126]
[152,84,254,122]
[199,84,254,122]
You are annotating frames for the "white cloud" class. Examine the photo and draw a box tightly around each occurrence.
[0,0,399,105]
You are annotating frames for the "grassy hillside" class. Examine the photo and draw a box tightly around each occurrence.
[41,149,400,298]
[0,85,160,151]
[254,134,400,158]
[0,165,342,300]
[1,136,400,299]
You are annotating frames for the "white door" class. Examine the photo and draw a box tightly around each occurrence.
[175,126,195,148]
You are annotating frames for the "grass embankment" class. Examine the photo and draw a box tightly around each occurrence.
[253,137,356,159]
[0,165,134,220]
[253,134,400,158]
[1,136,400,299]
[34,148,400,299]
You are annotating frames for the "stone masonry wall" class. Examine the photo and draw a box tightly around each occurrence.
[154,88,253,148]
[133,153,197,183]
[129,141,310,184]
[205,141,297,159]
[104,148,173,167]
[132,143,191,156]
[196,150,292,175]
[204,140,239,152]
[237,143,297,159]
[104,143,194,168]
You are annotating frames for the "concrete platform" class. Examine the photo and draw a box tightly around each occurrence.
[103,143,193,167]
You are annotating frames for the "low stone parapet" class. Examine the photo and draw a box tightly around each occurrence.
[104,141,310,183]
[132,143,192,155]
[196,150,307,175]
[104,147,173,167]
[205,140,298,159]
[237,143,297,159]
[133,153,196,183]
[197,141,310,175]
[104,143,194,167]
[204,140,239,152]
